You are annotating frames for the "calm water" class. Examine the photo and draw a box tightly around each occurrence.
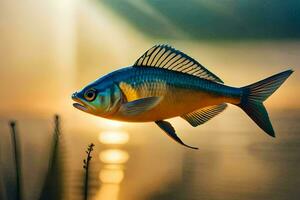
[1,109,299,200]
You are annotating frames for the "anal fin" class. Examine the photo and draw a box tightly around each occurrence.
[181,103,227,127]
[155,120,198,150]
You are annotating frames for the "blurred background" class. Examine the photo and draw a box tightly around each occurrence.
[0,0,300,200]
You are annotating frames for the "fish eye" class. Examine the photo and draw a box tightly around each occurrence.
[84,88,97,101]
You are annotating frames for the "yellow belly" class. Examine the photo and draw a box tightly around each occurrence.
[107,84,239,122]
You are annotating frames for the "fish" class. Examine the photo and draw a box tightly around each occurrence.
[72,44,293,150]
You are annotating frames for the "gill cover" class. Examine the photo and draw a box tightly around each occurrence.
[93,83,123,115]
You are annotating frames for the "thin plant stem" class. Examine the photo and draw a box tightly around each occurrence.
[83,143,95,200]
[38,114,64,200]
[9,121,22,200]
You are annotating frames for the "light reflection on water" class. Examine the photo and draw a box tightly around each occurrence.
[100,120,125,129]
[99,149,130,164]
[99,131,129,145]
[95,129,130,200]
[95,184,120,200]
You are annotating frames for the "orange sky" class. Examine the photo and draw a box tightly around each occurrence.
[0,0,299,119]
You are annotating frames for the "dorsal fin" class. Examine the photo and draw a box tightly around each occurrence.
[181,103,227,127]
[133,44,223,83]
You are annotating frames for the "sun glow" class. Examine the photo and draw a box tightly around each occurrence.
[99,168,124,184]
[99,131,129,145]
[101,119,124,128]
[99,149,129,164]
[95,184,120,200]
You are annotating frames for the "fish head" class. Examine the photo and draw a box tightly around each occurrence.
[72,82,122,117]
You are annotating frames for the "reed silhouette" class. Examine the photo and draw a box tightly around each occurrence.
[0,115,67,200]
[39,115,65,200]
[83,143,95,200]
[9,121,22,200]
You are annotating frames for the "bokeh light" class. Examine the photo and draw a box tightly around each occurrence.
[98,131,129,145]
[99,168,124,184]
[99,149,129,164]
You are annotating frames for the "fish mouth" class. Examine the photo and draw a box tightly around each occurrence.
[73,102,88,111]
[72,93,88,112]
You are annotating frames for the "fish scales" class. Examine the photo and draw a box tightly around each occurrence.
[111,67,241,121]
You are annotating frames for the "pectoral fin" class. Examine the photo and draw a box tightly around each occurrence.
[155,120,198,150]
[119,96,162,116]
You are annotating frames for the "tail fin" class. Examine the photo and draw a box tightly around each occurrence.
[238,70,293,137]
